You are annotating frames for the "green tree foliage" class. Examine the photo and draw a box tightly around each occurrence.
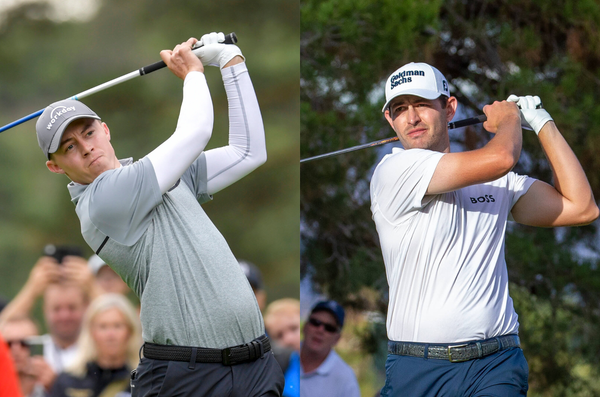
[0,0,299,308]
[301,0,600,394]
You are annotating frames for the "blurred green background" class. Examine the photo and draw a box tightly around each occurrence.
[0,0,299,313]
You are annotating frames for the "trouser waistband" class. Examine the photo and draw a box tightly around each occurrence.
[143,335,270,366]
[388,334,520,363]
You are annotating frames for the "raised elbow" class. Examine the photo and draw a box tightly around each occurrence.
[255,148,267,167]
[580,202,600,225]
[489,148,519,178]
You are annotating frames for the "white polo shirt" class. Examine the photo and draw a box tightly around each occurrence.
[300,349,360,397]
[370,147,536,343]
[42,334,78,374]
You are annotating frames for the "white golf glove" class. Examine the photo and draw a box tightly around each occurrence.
[193,32,244,69]
[507,95,553,135]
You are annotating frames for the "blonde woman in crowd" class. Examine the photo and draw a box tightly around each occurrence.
[49,294,142,397]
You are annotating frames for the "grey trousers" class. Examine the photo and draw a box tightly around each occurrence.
[131,350,285,397]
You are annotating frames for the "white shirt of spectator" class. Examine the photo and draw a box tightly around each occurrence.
[300,349,360,397]
[370,147,535,343]
[42,334,78,374]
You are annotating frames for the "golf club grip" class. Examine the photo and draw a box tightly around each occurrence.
[448,114,487,129]
[139,33,238,75]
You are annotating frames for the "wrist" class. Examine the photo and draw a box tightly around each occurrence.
[223,55,244,69]
[536,120,555,137]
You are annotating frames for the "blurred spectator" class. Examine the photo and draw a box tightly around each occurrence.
[265,298,301,397]
[0,317,55,396]
[87,255,130,296]
[49,293,142,397]
[0,251,93,374]
[42,283,90,373]
[264,298,301,351]
[238,259,267,311]
[300,300,360,397]
[0,331,23,397]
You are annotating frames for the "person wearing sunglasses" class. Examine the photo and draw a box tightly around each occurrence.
[300,300,359,397]
[0,317,56,397]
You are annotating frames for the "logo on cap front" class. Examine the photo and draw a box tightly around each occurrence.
[389,69,426,90]
[46,106,76,130]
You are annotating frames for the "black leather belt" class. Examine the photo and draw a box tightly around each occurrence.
[143,335,270,366]
[388,334,520,363]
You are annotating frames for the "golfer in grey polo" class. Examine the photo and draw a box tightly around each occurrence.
[35,34,284,396]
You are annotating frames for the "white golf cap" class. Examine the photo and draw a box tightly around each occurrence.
[382,62,450,112]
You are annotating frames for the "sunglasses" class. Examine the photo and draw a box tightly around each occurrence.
[5,340,30,349]
[308,317,339,333]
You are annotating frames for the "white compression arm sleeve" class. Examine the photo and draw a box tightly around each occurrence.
[204,62,266,195]
[147,72,214,194]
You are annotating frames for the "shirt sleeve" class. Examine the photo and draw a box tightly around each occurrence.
[203,62,267,195]
[370,148,445,225]
[507,171,537,221]
[147,71,214,194]
[86,158,163,246]
[180,152,212,204]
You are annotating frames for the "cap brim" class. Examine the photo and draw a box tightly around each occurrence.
[382,89,442,112]
[47,115,101,158]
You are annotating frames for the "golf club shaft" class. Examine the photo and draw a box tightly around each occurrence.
[300,115,488,163]
[0,33,238,133]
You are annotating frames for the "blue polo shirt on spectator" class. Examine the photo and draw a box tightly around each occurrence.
[300,349,360,397]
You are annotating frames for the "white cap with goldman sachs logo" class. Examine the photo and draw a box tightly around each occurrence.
[382,62,450,112]
[36,99,101,159]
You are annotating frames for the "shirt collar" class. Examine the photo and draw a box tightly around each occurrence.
[67,157,133,204]
[301,349,337,376]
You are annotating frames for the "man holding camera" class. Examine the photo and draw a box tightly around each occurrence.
[0,250,93,374]
[0,317,55,397]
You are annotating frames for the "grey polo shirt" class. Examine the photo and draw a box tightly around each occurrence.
[68,156,264,348]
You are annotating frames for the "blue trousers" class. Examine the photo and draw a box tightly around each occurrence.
[380,347,528,396]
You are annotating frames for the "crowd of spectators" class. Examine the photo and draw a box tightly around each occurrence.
[0,247,137,397]
[1,250,359,397]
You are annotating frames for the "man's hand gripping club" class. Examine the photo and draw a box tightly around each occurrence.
[160,37,205,80]
[507,95,553,135]
[194,32,244,69]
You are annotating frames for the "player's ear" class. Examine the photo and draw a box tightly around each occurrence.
[384,109,397,133]
[446,96,458,122]
[46,159,66,175]
[101,122,111,141]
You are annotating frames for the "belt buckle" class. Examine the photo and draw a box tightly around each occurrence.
[222,347,232,365]
[447,343,469,363]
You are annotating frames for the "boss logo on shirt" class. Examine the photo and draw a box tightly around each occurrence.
[470,195,495,204]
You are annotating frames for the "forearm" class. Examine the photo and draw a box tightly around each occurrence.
[147,71,214,193]
[427,109,521,195]
[0,283,39,325]
[484,115,522,169]
[537,122,598,216]
[205,62,266,194]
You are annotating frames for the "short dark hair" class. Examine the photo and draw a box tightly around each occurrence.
[438,95,448,109]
